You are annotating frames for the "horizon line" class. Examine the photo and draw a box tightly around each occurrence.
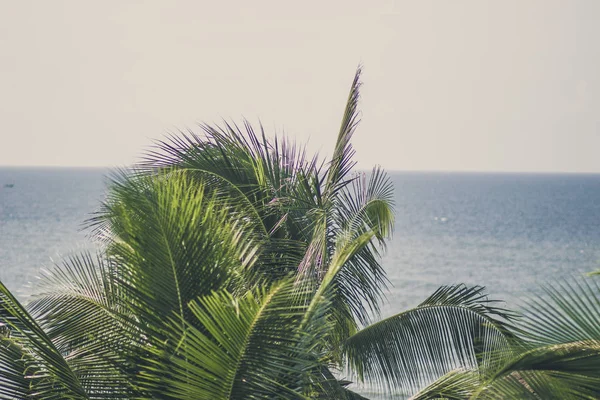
[1,165,600,175]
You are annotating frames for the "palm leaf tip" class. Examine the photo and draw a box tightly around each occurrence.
[326,66,363,197]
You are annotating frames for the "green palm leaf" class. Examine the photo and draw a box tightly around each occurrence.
[137,120,326,287]
[142,278,333,399]
[332,166,395,325]
[470,277,600,399]
[0,281,88,399]
[140,120,318,241]
[87,170,258,332]
[409,369,480,400]
[28,253,138,398]
[344,285,517,396]
[0,334,36,400]
[416,277,600,399]
[324,65,362,198]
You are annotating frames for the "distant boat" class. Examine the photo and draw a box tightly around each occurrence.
[3,184,14,188]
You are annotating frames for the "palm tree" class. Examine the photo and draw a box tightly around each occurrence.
[0,67,597,399]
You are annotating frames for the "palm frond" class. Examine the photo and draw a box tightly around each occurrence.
[299,230,378,364]
[331,166,395,325]
[520,278,600,345]
[86,170,258,334]
[312,366,372,399]
[139,120,319,237]
[141,278,332,399]
[475,342,600,399]
[28,252,138,398]
[344,285,517,396]
[0,334,37,400]
[325,65,362,198]
[409,369,480,400]
[0,280,88,399]
[134,120,328,285]
[467,277,600,399]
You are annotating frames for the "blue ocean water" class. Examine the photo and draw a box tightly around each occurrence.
[1,168,599,310]
[382,172,600,315]
[1,167,599,398]
[0,168,108,299]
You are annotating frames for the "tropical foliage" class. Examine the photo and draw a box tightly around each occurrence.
[0,68,599,399]
[411,278,600,399]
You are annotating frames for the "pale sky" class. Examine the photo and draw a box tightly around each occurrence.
[1,0,599,172]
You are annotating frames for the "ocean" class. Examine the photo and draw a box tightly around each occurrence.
[1,167,599,397]
[0,167,107,299]
[1,168,599,306]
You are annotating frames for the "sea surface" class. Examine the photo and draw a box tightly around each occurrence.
[1,168,600,397]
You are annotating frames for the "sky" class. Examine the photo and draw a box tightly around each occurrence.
[1,0,599,172]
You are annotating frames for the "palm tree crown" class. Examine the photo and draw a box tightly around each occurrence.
[0,68,598,399]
